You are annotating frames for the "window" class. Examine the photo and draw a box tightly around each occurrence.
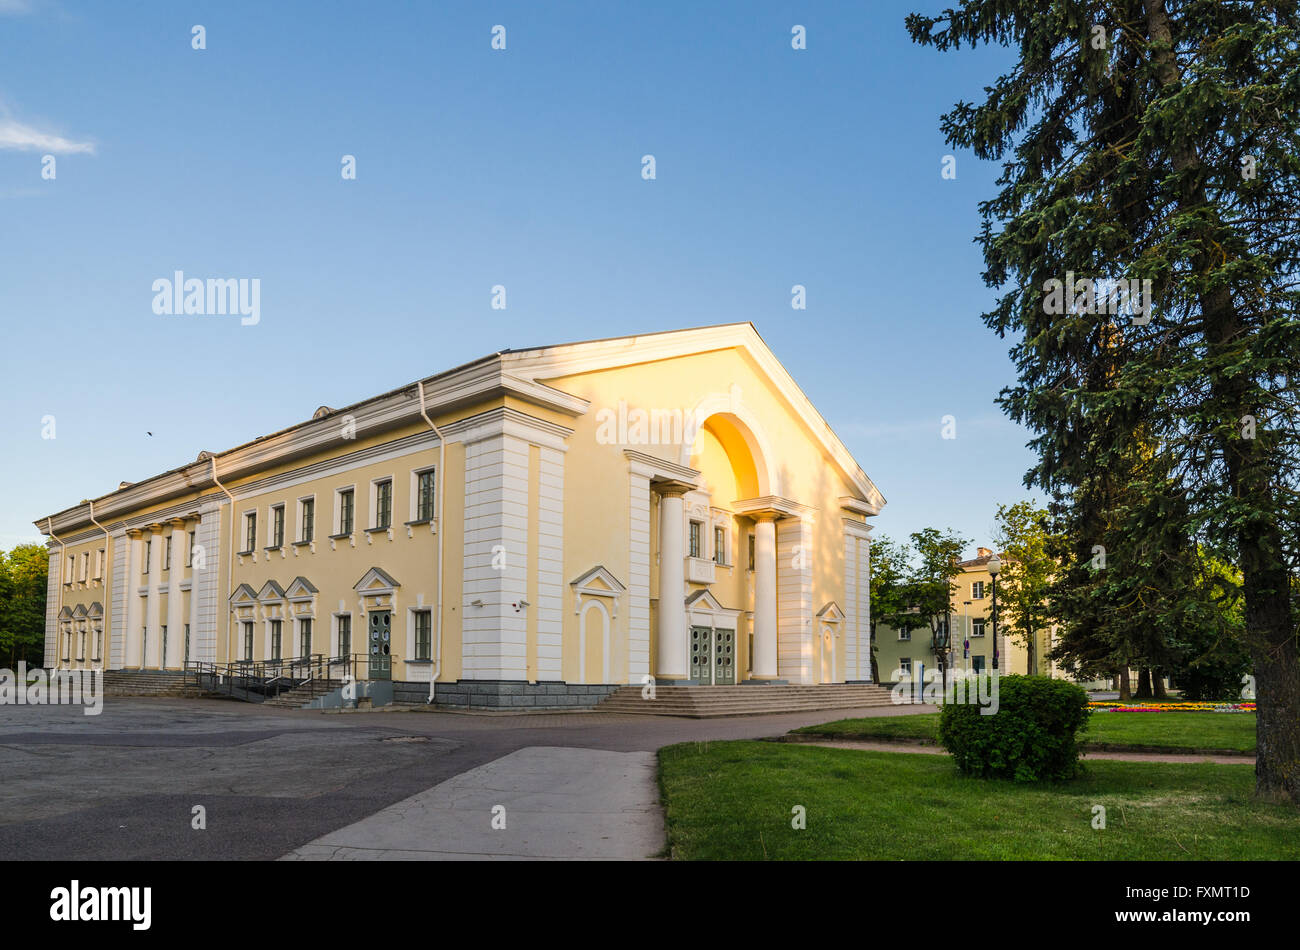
[416,469,436,522]
[143,540,151,574]
[270,505,285,548]
[374,479,392,529]
[79,552,89,582]
[243,621,254,661]
[95,630,103,661]
[899,657,912,674]
[161,625,168,664]
[299,618,313,658]
[689,521,702,558]
[162,536,171,570]
[184,623,191,664]
[65,554,74,585]
[971,619,986,638]
[337,614,352,657]
[142,626,148,663]
[748,534,756,571]
[414,610,432,660]
[243,512,256,553]
[972,655,986,673]
[186,532,195,567]
[271,620,283,661]
[95,548,105,579]
[337,488,355,535]
[898,626,911,641]
[972,581,985,599]
[713,526,727,565]
[299,497,315,543]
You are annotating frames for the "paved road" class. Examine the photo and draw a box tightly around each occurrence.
[0,697,932,860]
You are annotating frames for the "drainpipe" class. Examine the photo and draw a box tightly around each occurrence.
[210,456,237,667]
[417,380,446,704]
[86,500,111,670]
[45,517,66,670]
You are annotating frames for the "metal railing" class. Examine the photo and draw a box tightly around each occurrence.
[184,653,417,701]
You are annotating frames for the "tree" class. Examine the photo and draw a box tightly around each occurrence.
[907,528,970,688]
[0,544,48,669]
[908,0,1300,802]
[868,534,911,685]
[992,501,1057,675]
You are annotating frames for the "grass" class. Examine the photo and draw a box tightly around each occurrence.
[793,711,1257,754]
[658,740,1300,860]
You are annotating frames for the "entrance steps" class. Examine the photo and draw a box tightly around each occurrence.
[101,671,195,697]
[262,679,347,709]
[595,683,896,718]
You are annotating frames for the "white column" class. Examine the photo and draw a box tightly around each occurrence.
[145,525,164,668]
[165,519,186,669]
[123,530,144,668]
[752,515,778,680]
[656,487,688,680]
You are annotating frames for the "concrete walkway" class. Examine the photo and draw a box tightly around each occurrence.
[800,738,1255,765]
[281,746,662,860]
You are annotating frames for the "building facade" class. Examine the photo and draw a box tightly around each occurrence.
[36,324,884,706]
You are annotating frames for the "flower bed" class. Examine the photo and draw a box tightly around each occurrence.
[1088,701,1256,713]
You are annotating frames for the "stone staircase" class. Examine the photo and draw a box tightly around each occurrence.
[262,678,346,709]
[102,671,195,697]
[594,683,897,718]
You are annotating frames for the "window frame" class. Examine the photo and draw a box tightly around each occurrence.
[297,495,316,544]
[370,477,393,531]
[334,486,356,537]
[268,503,285,549]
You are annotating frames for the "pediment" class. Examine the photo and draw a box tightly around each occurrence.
[685,588,725,612]
[354,566,400,593]
[229,583,258,605]
[87,602,104,619]
[285,576,318,600]
[570,565,625,596]
[257,579,286,602]
[71,603,88,619]
[58,605,74,620]
[817,601,845,622]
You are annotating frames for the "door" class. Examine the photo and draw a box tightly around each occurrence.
[714,628,735,685]
[821,626,834,683]
[690,625,712,683]
[369,610,392,680]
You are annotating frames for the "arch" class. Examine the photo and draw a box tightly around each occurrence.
[578,598,611,684]
[678,392,779,498]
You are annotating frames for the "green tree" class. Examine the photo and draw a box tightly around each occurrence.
[0,544,48,669]
[868,534,911,685]
[907,528,970,687]
[908,0,1300,802]
[992,501,1057,675]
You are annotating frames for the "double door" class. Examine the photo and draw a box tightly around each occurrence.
[689,625,736,685]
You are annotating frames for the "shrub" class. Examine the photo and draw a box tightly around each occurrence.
[938,674,1091,782]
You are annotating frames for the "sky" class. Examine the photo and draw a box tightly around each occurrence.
[0,0,1040,559]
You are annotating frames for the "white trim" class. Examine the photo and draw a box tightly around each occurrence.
[577,598,611,684]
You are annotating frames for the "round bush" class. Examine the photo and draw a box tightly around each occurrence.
[938,674,1091,782]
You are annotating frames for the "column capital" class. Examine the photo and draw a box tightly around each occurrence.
[125,527,145,539]
[147,522,166,535]
[166,517,188,530]
[653,479,694,499]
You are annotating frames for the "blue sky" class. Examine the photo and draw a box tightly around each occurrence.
[0,0,1039,558]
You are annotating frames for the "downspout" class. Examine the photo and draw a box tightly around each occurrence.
[87,501,111,669]
[417,380,446,704]
[210,456,237,667]
[45,517,66,670]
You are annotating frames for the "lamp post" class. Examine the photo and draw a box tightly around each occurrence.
[987,555,1001,671]
[963,600,972,672]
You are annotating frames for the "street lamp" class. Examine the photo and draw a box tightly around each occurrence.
[987,555,1001,671]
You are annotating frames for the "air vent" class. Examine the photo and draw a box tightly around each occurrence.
[313,406,335,420]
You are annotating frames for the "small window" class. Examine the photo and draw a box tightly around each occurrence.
[243,621,254,661]
[184,623,191,664]
[271,619,283,661]
[713,526,727,565]
[972,619,986,638]
[299,618,313,658]
[299,498,315,543]
[337,614,352,657]
[374,480,392,530]
[162,536,171,570]
[186,532,195,567]
[972,581,985,599]
[66,554,75,584]
[243,512,257,552]
[416,469,436,522]
[748,534,756,571]
[143,540,151,575]
[899,657,912,674]
[80,551,89,582]
[414,610,432,660]
[688,521,702,558]
[972,655,986,673]
[97,548,105,579]
[270,505,285,548]
[337,488,355,535]
[898,626,911,642]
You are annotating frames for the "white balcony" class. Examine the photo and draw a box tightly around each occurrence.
[686,556,716,585]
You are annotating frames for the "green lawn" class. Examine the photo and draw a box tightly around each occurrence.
[658,740,1299,860]
[793,711,1257,754]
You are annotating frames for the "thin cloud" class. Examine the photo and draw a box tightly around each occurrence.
[0,0,34,15]
[0,115,95,154]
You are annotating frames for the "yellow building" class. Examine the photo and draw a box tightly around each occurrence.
[36,324,885,708]
[877,547,1060,682]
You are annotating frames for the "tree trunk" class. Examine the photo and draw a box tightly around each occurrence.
[1118,667,1132,701]
[1153,670,1168,699]
[1136,667,1153,700]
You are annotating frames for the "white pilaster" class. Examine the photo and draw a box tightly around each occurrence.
[124,531,144,668]
[752,515,779,680]
[165,519,186,669]
[656,487,688,680]
[777,517,814,684]
[144,525,164,668]
[535,446,565,681]
[627,472,652,681]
